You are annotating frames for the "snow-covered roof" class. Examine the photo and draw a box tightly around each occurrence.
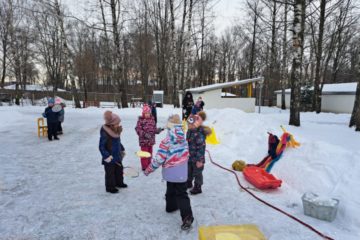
[4,84,66,92]
[221,92,236,97]
[153,90,164,94]
[274,82,358,95]
[186,77,264,93]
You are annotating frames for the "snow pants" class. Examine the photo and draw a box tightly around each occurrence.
[47,122,58,140]
[188,161,204,186]
[57,121,63,133]
[104,163,124,190]
[140,146,153,170]
[165,182,193,221]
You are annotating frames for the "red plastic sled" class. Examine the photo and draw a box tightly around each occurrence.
[243,166,282,189]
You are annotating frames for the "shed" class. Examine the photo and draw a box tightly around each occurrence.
[179,77,264,113]
[274,82,357,113]
[152,90,164,107]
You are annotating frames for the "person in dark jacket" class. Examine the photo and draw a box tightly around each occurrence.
[99,111,127,194]
[182,91,194,120]
[42,98,60,141]
[148,100,158,124]
[186,112,211,195]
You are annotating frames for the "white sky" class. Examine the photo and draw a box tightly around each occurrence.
[62,0,245,36]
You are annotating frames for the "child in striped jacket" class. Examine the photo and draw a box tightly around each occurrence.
[144,114,194,230]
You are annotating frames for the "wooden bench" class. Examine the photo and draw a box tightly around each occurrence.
[37,118,48,137]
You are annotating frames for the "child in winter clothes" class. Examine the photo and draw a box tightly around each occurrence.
[99,111,127,194]
[57,102,66,135]
[135,104,157,170]
[186,112,211,195]
[144,114,194,230]
[42,98,60,141]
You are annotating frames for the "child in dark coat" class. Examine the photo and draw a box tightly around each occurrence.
[42,98,60,141]
[144,114,194,230]
[186,112,211,194]
[99,111,127,194]
[135,104,157,170]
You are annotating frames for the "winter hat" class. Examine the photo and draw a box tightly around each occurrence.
[166,114,181,129]
[104,111,121,126]
[55,98,62,104]
[198,111,207,121]
[48,98,55,106]
[142,104,151,115]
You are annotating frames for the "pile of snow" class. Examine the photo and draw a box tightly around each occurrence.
[275,82,358,94]
[0,106,359,240]
[4,84,66,92]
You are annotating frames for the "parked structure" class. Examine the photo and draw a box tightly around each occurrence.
[179,77,264,113]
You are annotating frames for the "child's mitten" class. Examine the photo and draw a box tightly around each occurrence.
[104,156,113,163]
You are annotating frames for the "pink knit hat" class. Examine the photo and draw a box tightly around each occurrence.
[142,104,151,115]
[104,111,121,126]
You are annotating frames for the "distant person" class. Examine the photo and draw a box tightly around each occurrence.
[57,102,66,135]
[42,98,60,141]
[182,91,194,120]
[148,100,158,124]
[191,97,205,115]
[135,104,157,171]
[144,114,194,230]
[99,111,127,194]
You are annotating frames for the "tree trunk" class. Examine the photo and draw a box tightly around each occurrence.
[349,52,360,130]
[110,0,128,108]
[178,0,187,91]
[185,0,193,89]
[313,0,326,113]
[249,6,257,79]
[169,0,178,107]
[268,1,277,107]
[55,0,81,108]
[289,0,305,126]
[281,0,288,110]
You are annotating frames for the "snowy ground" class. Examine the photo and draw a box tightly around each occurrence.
[0,106,359,240]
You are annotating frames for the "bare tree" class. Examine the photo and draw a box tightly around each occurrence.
[289,0,306,126]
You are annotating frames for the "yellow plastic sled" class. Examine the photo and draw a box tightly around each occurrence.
[206,127,220,145]
[198,224,266,240]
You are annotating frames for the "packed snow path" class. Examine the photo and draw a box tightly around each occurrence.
[0,106,359,240]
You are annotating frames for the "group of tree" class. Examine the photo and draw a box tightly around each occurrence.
[0,0,359,130]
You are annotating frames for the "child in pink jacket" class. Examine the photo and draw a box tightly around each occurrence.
[135,104,157,170]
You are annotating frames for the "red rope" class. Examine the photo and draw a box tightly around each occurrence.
[206,150,335,240]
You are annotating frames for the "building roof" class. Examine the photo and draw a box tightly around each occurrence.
[186,77,264,93]
[274,82,358,95]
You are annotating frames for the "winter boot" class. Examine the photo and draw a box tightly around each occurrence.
[190,185,202,195]
[181,215,194,230]
[116,183,128,188]
[106,188,119,194]
[54,137,60,140]
[186,180,193,189]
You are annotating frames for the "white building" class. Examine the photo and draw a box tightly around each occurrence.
[275,82,357,113]
[179,77,264,113]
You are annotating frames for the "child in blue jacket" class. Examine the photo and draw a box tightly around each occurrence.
[99,111,127,194]
[42,98,60,141]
